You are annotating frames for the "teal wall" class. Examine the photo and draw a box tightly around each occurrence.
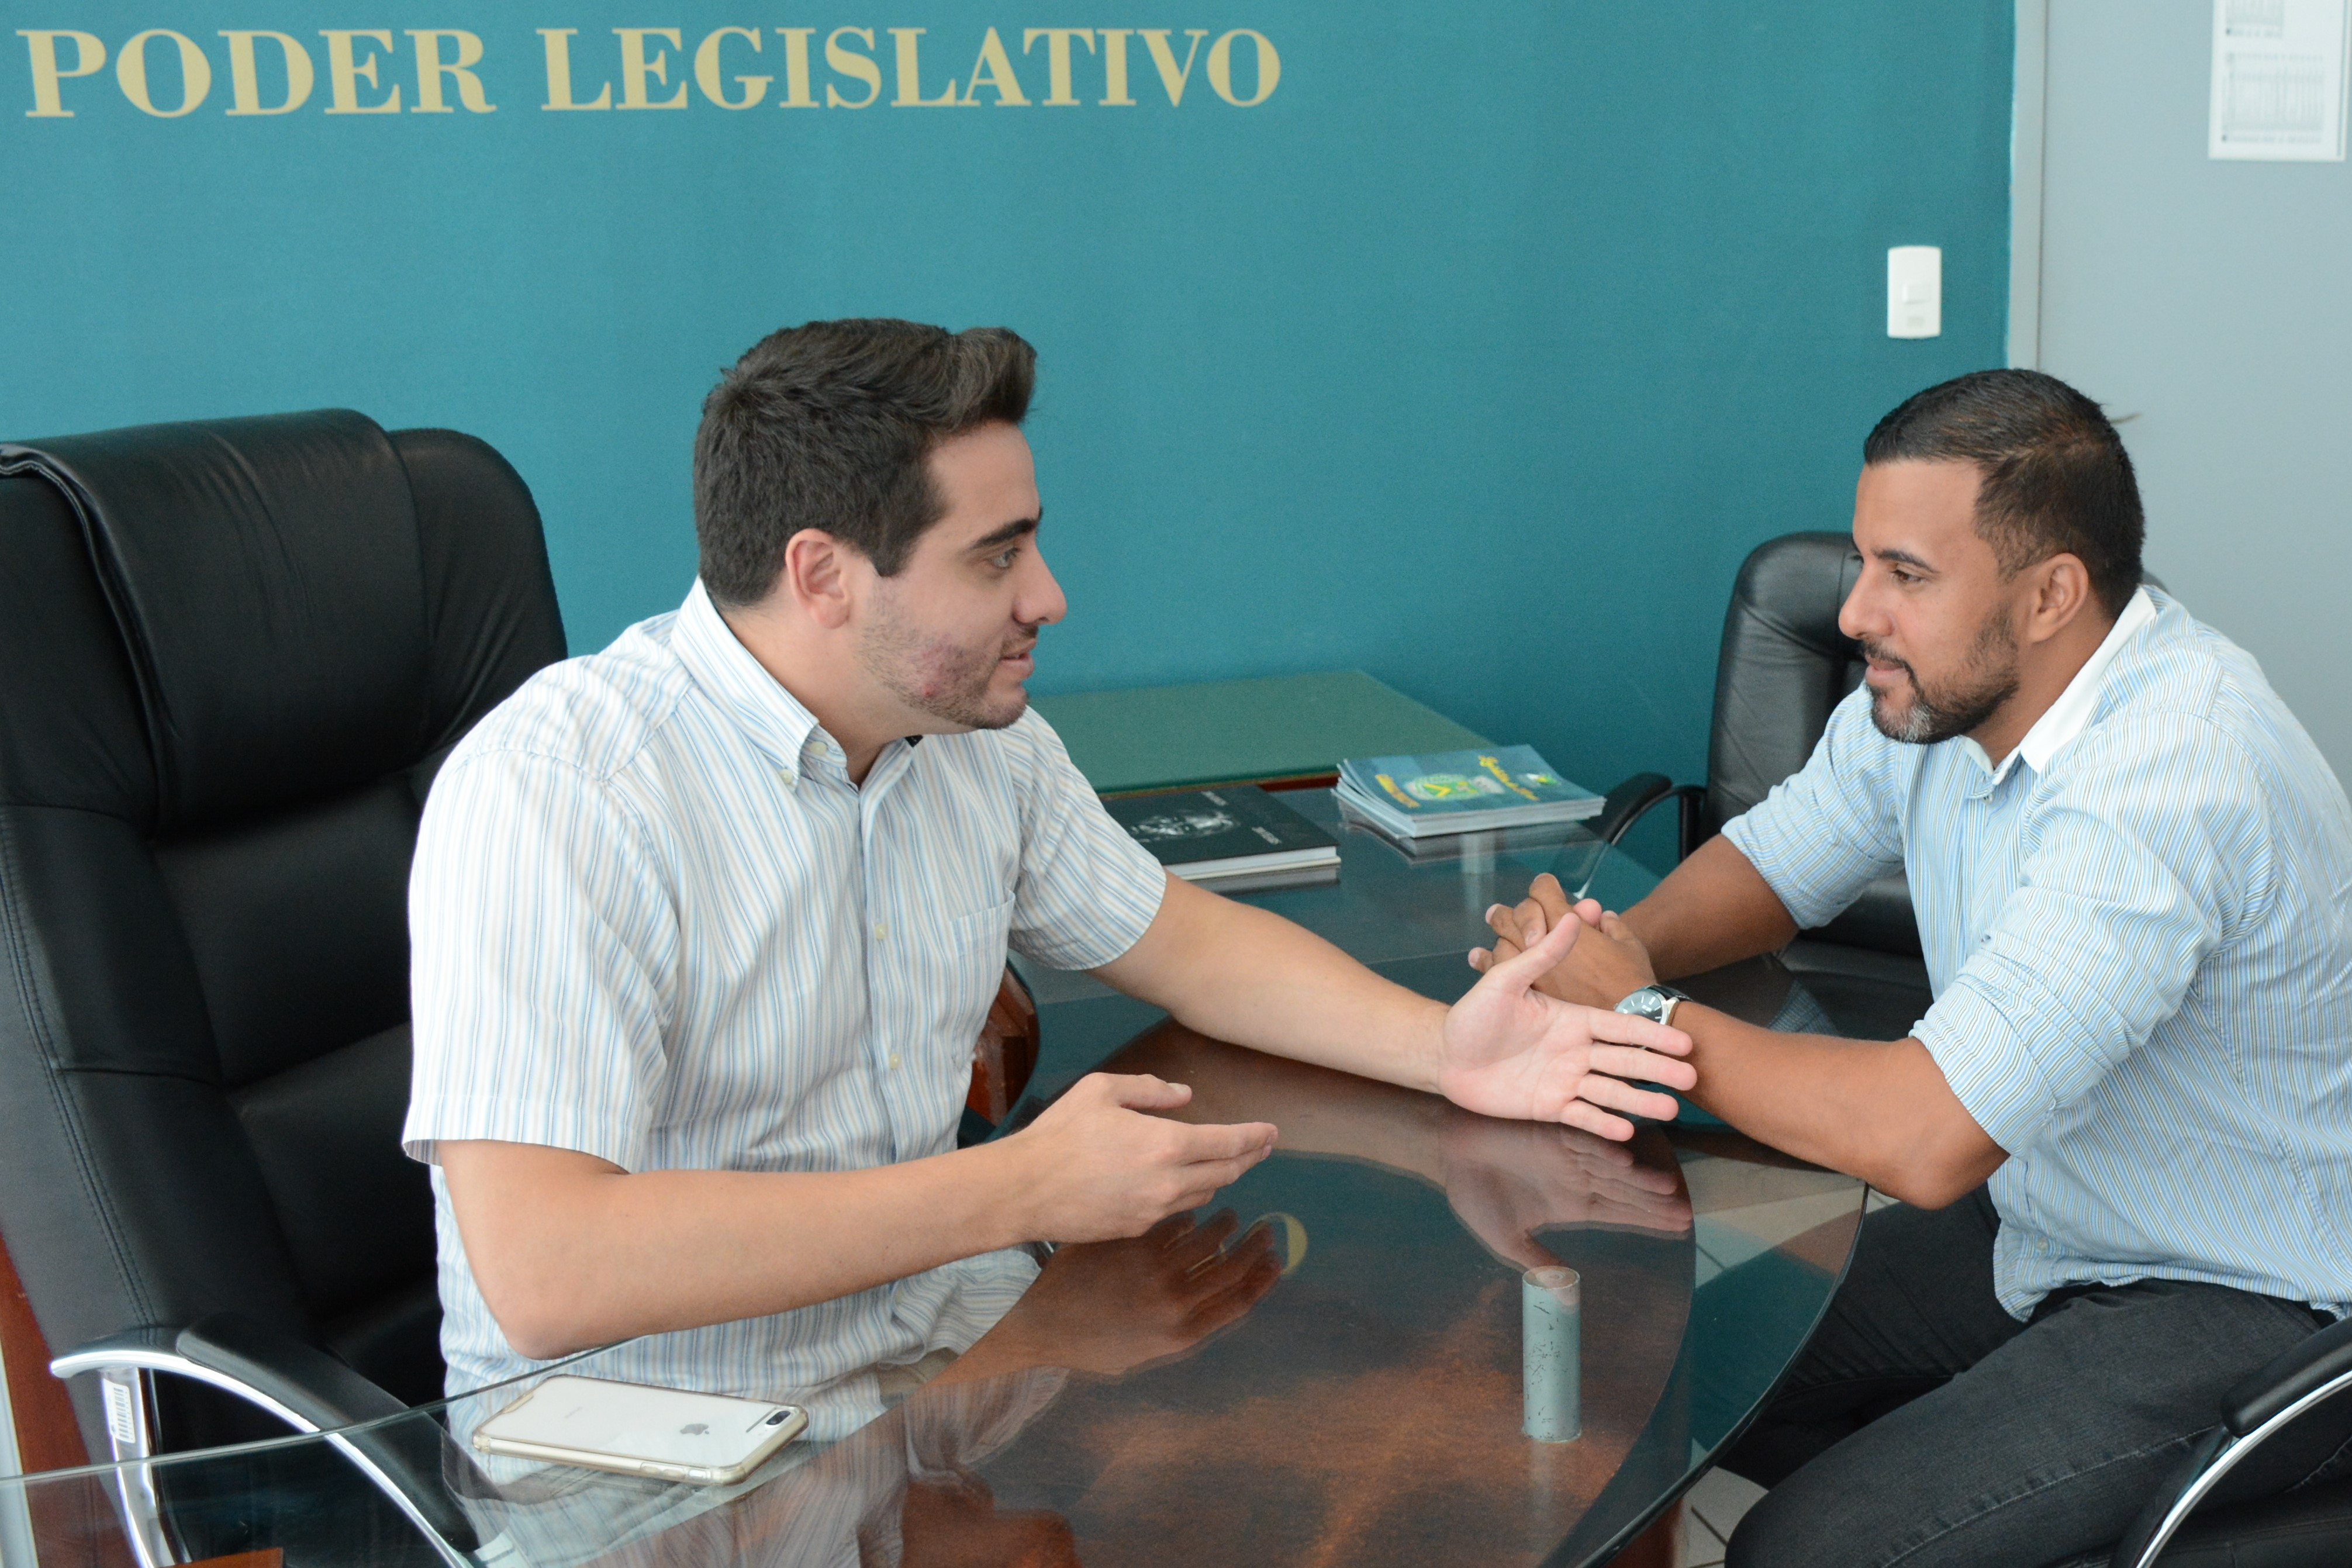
[2,4,2012,795]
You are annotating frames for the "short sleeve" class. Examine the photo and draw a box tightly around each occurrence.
[1001,713,1167,970]
[1913,715,2270,1153]
[1722,686,1911,930]
[402,748,677,1170]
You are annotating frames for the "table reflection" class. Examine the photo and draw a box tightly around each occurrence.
[954,1021,1700,1567]
[455,1208,1280,1568]
[461,1017,1706,1568]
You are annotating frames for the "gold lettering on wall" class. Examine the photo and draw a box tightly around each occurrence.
[824,26,879,108]
[889,28,958,105]
[1205,28,1276,107]
[220,30,312,115]
[1138,28,1205,106]
[320,29,399,112]
[116,28,209,116]
[18,30,106,117]
[775,27,816,106]
[693,26,768,109]
[408,29,493,112]
[537,28,610,109]
[1096,27,1135,105]
[19,23,1284,120]
[1022,28,1093,106]
[614,27,686,108]
[960,25,1025,105]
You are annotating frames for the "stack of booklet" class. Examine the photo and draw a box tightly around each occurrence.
[1335,745,1603,840]
[1102,785,1342,891]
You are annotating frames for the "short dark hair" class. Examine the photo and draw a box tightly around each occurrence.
[1862,368,2144,617]
[692,319,1035,606]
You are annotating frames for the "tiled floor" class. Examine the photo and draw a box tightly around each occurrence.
[1676,1190,1898,1565]
[1680,1467,1768,1566]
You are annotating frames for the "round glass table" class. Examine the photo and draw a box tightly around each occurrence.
[4,793,1864,1568]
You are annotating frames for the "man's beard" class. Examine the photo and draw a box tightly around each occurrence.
[1860,610,2019,745]
[857,591,1034,733]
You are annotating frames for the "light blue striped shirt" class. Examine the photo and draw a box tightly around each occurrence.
[403,581,1167,1431]
[1726,588,2352,1318]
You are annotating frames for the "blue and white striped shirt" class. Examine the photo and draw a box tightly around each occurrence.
[403,581,1167,1429]
[1726,588,2352,1318]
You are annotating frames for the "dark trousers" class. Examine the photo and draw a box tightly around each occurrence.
[1721,1189,2350,1568]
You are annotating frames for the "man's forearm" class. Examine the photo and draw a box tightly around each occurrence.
[1096,875,1448,1093]
[1673,1004,2005,1206]
[1621,835,1800,980]
[1115,1024,1455,1184]
[441,1139,1039,1359]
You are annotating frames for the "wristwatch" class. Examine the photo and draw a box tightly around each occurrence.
[1614,984,1691,1028]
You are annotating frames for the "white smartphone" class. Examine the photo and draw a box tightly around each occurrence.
[469,1375,808,1485]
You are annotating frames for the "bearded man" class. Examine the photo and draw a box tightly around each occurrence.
[401,319,1695,1422]
[1476,369,2352,1567]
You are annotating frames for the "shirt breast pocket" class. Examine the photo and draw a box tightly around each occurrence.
[899,897,1017,1080]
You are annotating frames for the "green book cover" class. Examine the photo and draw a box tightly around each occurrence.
[1338,745,1600,822]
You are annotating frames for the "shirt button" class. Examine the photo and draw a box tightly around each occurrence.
[887,1052,902,1070]
[872,920,888,941]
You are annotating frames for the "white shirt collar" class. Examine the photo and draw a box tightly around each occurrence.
[668,579,918,792]
[1961,585,2157,783]
[669,579,827,779]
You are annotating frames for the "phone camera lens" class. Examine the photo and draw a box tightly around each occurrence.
[765,1411,787,1425]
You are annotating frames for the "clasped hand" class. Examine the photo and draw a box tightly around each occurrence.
[1468,872,1663,1010]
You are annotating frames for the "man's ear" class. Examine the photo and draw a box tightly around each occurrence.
[781,529,856,630]
[2023,552,2094,646]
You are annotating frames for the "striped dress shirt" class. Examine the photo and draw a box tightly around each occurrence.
[403,581,1167,1432]
[1726,588,2352,1318]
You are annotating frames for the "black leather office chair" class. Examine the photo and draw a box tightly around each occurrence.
[0,410,566,1561]
[1592,532,2352,1566]
[1591,531,1932,1042]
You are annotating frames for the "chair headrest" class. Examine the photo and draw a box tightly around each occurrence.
[0,410,430,830]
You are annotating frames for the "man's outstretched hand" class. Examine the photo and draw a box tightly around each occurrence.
[1439,908,1693,1140]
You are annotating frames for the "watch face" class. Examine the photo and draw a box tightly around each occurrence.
[1617,987,1662,1019]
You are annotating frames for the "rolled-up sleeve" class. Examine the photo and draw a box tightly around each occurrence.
[1722,687,1911,931]
[1913,716,2268,1153]
[1003,712,1168,971]
[403,748,676,1171]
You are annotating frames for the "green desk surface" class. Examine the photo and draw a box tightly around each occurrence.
[1029,671,1489,796]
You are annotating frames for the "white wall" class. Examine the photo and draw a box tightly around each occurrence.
[2026,0,2352,780]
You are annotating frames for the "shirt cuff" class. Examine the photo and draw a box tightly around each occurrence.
[1911,977,2056,1155]
[401,1097,646,1172]
[1015,835,1168,972]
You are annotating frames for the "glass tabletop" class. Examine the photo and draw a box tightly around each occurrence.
[4,798,1863,1568]
[1015,790,1660,1010]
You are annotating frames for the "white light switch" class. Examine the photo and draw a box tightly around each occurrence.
[1887,246,1942,339]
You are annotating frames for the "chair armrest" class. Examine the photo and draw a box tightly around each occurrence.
[52,1314,406,1438]
[2111,1315,2352,1568]
[189,1314,410,1428]
[2226,1312,2352,1436]
[54,1312,478,1557]
[1591,773,1707,859]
